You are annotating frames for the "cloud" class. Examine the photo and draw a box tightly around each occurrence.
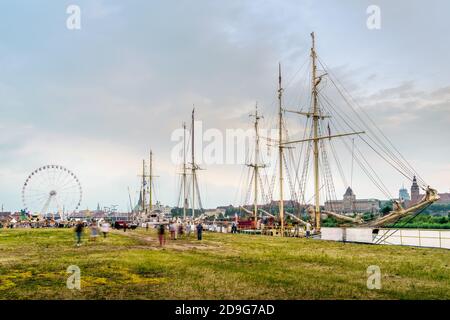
[86,0,122,19]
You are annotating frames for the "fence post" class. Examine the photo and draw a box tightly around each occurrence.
[439,230,442,248]
[418,230,421,247]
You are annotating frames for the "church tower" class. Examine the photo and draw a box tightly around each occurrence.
[410,176,420,203]
[343,187,356,213]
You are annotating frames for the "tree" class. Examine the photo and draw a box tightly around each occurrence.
[381,205,392,215]
[363,212,374,221]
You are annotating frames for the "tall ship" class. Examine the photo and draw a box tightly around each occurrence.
[174,108,206,222]
[235,33,440,236]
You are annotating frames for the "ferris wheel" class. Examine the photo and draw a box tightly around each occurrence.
[22,165,82,219]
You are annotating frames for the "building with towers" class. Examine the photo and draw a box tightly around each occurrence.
[408,176,450,206]
[410,176,421,203]
[325,187,380,214]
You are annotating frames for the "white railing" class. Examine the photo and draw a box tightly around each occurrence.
[321,227,450,249]
[374,228,450,249]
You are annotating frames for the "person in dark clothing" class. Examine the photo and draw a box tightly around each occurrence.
[178,223,184,239]
[196,223,203,241]
[158,224,166,246]
[75,221,84,246]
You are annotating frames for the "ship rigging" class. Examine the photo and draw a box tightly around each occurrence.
[236,32,440,235]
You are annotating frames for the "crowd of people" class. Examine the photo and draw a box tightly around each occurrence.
[18,216,315,246]
[74,220,110,246]
[74,219,314,245]
[0,219,74,229]
[73,219,207,247]
[0,216,315,249]
[156,221,204,246]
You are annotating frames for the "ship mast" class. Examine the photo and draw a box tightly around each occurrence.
[182,122,188,221]
[186,107,204,220]
[141,159,146,213]
[191,108,196,219]
[278,63,285,236]
[311,32,321,232]
[283,32,364,232]
[148,150,153,212]
[248,103,265,221]
[127,186,133,214]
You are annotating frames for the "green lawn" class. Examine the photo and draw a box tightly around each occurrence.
[0,228,449,299]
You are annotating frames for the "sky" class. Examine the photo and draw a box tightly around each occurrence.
[0,0,449,212]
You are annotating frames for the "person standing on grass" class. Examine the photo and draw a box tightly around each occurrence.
[146,222,149,232]
[178,223,184,239]
[90,221,99,241]
[305,222,311,238]
[75,221,84,246]
[158,224,166,246]
[174,221,178,240]
[196,222,203,241]
[185,223,191,238]
[101,221,110,238]
[169,222,175,240]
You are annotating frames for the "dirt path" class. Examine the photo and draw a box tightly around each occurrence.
[111,229,222,251]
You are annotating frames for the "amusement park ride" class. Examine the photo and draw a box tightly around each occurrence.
[21,165,82,222]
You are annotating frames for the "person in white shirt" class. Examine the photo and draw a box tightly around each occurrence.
[101,222,110,238]
[305,222,312,238]
[186,223,191,237]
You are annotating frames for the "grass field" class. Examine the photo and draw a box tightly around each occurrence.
[0,228,449,299]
